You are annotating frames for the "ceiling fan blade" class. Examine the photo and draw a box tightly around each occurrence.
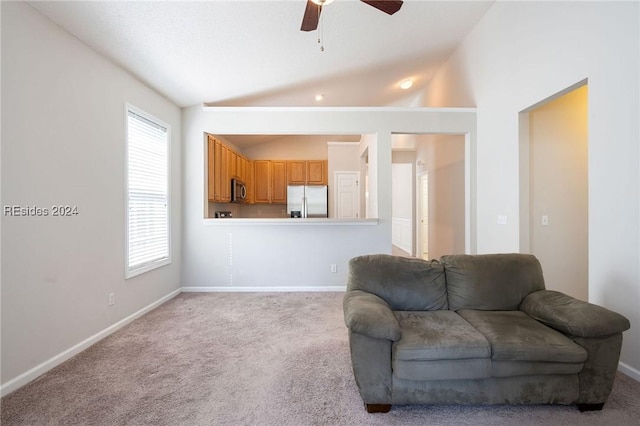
[360,0,403,15]
[301,0,321,32]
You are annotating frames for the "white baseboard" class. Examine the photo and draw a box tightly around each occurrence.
[181,286,346,292]
[618,361,640,382]
[0,288,182,397]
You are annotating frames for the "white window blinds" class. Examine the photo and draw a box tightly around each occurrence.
[126,106,170,278]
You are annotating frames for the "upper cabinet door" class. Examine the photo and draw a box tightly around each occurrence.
[271,161,287,204]
[206,136,225,202]
[287,160,307,185]
[236,154,243,180]
[221,146,231,202]
[253,160,271,203]
[207,136,219,202]
[307,160,327,185]
[245,159,254,204]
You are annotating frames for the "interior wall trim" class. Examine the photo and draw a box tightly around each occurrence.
[181,286,346,292]
[618,361,640,382]
[0,288,182,397]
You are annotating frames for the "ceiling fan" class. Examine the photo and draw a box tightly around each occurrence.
[301,0,404,32]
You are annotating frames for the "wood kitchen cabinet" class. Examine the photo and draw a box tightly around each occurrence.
[208,133,326,207]
[207,135,240,203]
[229,150,237,180]
[221,145,231,202]
[253,160,287,204]
[207,135,251,203]
[235,154,243,180]
[271,161,287,204]
[286,160,328,185]
[287,161,307,184]
[242,157,250,184]
[245,159,254,204]
[208,136,225,202]
[307,160,327,185]
[253,160,271,203]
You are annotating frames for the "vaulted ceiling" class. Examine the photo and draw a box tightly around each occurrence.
[29,1,493,109]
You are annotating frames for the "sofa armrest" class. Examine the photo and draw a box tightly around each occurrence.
[520,290,630,337]
[343,290,401,341]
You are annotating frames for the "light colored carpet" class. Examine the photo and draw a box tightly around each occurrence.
[2,292,639,425]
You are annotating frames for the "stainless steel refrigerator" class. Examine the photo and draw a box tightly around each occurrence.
[287,185,328,218]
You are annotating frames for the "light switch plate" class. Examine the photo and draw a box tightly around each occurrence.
[497,215,507,225]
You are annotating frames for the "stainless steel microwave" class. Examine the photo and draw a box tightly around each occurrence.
[231,178,247,203]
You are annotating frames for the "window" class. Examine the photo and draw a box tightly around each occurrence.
[125,105,170,278]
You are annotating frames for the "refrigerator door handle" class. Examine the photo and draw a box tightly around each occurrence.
[302,196,307,218]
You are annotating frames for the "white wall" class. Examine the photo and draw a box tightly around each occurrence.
[181,107,477,290]
[1,2,182,390]
[420,1,640,376]
[241,135,330,160]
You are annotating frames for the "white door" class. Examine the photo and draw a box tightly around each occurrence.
[335,172,360,219]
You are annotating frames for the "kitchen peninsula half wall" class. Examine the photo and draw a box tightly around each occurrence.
[206,133,362,219]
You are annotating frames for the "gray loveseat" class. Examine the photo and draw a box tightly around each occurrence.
[343,253,630,413]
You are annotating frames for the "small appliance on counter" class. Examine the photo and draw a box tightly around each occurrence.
[214,211,233,218]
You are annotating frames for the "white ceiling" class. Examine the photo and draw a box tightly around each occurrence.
[29,0,494,109]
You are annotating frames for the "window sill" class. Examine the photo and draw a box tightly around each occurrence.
[126,258,171,279]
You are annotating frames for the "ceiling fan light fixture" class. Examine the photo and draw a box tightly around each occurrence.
[400,79,414,90]
[311,0,334,5]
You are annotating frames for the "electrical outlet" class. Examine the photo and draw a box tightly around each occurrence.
[109,293,115,306]
[497,215,507,225]
[542,215,549,226]
[331,264,337,273]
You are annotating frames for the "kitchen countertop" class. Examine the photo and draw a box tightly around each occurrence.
[204,218,378,226]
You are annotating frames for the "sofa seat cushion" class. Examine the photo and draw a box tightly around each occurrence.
[392,311,491,380]
[491,360,584,377]
[457,310,588,364]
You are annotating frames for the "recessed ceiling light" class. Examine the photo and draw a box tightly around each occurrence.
[315,94,324,101]
[400,79,413,90]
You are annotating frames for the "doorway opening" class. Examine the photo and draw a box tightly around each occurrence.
[519,81,588,301]
[390,134,466,259]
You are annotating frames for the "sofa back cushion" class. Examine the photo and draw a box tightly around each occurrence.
[441,254,545,311]
[348,254,447,310]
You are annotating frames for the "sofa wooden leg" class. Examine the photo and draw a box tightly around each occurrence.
[577,403,605,412]
[365,403,391,413]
